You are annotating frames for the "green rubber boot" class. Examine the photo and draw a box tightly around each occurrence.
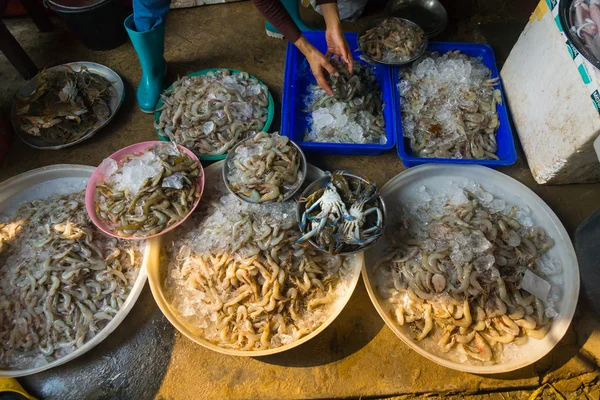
[124,14,167,113]
[265,0,312,39]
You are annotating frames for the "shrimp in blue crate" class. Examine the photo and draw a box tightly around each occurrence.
[304,58,386,145]
[398,50,502,160]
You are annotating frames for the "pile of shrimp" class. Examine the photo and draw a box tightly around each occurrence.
[359,18,426,63]
[375,189,556,364]
[399,51,502,160]
[0,191,140,370]
[165,190,355,351]
[226,132,303,204]
[155,70,269,156]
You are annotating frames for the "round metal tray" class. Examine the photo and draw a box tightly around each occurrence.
[147,160,364,357]
[357,17,428,66]
[11,62,125,150]
[362,164,580,373]
[0,165,149,377]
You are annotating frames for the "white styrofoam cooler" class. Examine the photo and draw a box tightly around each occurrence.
[501,1,600,184]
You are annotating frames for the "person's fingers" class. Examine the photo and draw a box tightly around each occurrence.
[315,70,334,95]
[322,59,338,77]
[347,50,354,74]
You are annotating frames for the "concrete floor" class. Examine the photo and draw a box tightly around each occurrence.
[1,0,600,398]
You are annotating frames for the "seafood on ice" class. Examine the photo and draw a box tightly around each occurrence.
[359,18,426,63]
[570,0,600,60]
[0,191,141,370]
[375,184,559,364]
[298,171,384,255]
[164,184,357,351]
[225,132,304,203]
[95,143,202,238]
[15,66,113,145]
[399,51,502,160]
[305,59,386,144]
[155,70,270,156]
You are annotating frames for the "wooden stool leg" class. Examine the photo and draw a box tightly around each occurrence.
[18,0,54,32]
[0,20,38,80]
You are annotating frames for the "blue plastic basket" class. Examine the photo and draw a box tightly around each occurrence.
[393,42,517,167]
[281,31,396,155]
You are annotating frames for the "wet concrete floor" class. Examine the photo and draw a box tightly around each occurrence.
[0,0,599,398]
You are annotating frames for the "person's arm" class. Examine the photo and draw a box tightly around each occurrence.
[321,2,353,73]
[251,0,350,95]
[251,0,302,42]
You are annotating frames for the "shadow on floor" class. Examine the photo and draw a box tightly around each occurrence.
[19,286,176,400]
[256,278,385,367]
[478,294,599,382]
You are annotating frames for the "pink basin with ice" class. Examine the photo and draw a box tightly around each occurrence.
[85,141,204,240]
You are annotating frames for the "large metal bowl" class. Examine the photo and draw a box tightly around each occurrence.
[559,0,600,71]
[10,62,124,150]
[223,134,307,204]
[297,171,387,256]
[386,0,448,38]
[358,17,428,66]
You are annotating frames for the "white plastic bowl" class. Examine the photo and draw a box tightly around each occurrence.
[362,164,580,373]
[0,165,149,377]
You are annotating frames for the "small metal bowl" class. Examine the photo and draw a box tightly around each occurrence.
[358,17,428,66]
[296,172,387,256]
[385,0,448,39]
[223,134,307,204]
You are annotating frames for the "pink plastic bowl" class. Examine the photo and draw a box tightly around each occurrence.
[85,141,205,240]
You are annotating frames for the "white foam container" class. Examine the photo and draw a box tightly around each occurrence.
[0,165,149,377]
[363,164,580,373]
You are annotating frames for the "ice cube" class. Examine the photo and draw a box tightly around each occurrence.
[469,231,492,253]
[162,172,185,189]
[506,230,521,247]
[474,254,495,274]
[489,199,506,214]
[230,102,254,121]
[521,269,551,301]
[203,121,216,135]
[98,158,118,178]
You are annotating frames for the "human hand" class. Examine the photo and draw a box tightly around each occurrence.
[295,36,338,95]
[326,25,354,74]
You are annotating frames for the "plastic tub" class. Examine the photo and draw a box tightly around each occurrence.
[0,165,150,377]
[281,31,396,156]
[85,141,205,240]
[147,161,365,357]
[154,68,275,162]
[363,164,579,373]
[393,42,517,167]
[44,0,127,51]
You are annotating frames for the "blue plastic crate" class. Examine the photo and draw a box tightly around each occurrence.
[393,42,517,167]
[281,31,396,155]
